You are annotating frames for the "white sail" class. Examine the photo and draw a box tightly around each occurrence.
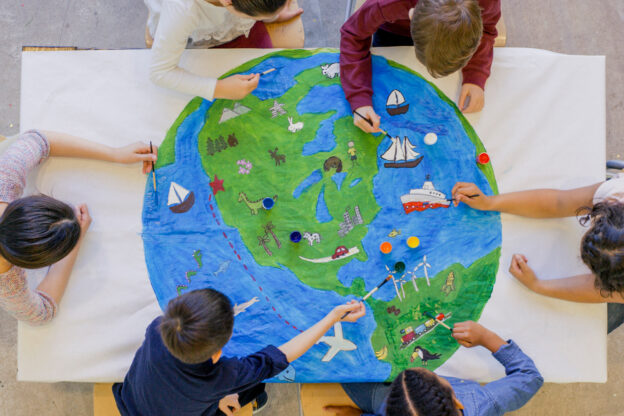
[403,137,420,160]
[386,89,406,107]
[381,136,405,161]
[168,182,190,206]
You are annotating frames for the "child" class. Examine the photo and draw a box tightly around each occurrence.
[325,321,543,416]
[145,0,303,101]
[340,0,501,134]
[113,288,365,415]
[451,180,624,303]
[0,130,157,324]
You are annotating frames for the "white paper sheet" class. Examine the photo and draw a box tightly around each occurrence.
[17,48,606,383]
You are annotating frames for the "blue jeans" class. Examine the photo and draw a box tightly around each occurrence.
[341,383,391,414]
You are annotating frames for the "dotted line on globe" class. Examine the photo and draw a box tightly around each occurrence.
[208,194,303,333]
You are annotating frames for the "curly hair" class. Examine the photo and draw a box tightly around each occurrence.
[410,0,483,78]
[579,200,624,297]
[385,369,458,416]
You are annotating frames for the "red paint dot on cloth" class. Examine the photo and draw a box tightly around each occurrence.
[477,152,490,164]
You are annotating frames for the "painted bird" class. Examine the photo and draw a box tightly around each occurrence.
[410,346,441,366]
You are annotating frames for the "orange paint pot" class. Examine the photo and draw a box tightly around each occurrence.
[380,241,393,254]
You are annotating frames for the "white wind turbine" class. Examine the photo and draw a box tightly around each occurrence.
[384,265,404,302]
[416,255,432,286]
[406,267,419,292]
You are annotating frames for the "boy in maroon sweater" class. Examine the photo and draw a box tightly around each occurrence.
[340,0,500,133]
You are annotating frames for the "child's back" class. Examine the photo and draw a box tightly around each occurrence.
[113,289,289,415]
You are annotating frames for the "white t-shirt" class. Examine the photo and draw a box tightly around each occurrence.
[593,174,624,204]
[145,0,256,100]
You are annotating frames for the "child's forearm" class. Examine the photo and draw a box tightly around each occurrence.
[532,273,623,303]
[278,312,337,362]
[36,238,83,304]
[480,330,507,354]
[44,131,118,162]
[488,185,599,218]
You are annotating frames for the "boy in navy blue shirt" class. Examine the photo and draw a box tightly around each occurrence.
[113,288,365,415]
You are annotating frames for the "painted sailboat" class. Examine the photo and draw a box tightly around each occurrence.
[381,136,424,168]
[400,176,450,214]
[168,182,195,214]
[386,89,409,115]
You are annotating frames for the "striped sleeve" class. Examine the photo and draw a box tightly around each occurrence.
[0,130,50,203]
[0,266,58,324]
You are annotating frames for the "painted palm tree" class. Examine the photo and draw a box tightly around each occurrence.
[263,222,281,249]
[258,234,272,256]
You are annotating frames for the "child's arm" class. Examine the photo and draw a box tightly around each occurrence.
[509,254,624,303]
[452,182,601,218]
[43,131,157,173]
[278,300,365,362]
[453,321,544,414]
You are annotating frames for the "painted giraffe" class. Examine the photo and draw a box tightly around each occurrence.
[238,192,278,215]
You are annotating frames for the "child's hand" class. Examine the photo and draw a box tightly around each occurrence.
[274,0,304,22]
[353,106,381,134]
[509,254,539,291]
[323,405,363,416]
[214,74,260,100]
[452,321,506,353]
[113,142,158,174]
[331,300,365,323]
[218,393,240,416]
[451,182,490,209]
[459,83,484,113]
[75,204,92,237]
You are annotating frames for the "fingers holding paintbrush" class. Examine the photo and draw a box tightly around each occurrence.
[353,106,385,136]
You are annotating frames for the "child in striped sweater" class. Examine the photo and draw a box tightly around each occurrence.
[0,130,156,324]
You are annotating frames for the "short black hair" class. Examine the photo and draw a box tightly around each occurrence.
[231,0,286,17]
[0,195,81,269]
[160,288,234,364]
[580,200,624,297]
[385,369,458,416]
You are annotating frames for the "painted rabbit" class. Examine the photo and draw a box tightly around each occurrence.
[288,117,304,133]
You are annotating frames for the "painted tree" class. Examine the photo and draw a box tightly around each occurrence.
[206,137,215,156]
[263,222,281,249]
[258,234,272,256]
[227,134,239,147]
[215,136,228,152]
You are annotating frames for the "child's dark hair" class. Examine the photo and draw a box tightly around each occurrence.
[579,200,624,297]
[385,369,458,416]
[0,195,80,269]
[410,0,483,78]
[231,0,286,17]
[160,288,234,364]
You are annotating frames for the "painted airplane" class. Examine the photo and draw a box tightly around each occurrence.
[317,322,356,362]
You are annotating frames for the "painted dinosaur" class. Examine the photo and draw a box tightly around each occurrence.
[238,192,278,215]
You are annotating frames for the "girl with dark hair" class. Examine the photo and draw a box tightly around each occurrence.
[144,0,303,100]
[325,321,543,416]
[451,180,624,305]
[0,130,158,324]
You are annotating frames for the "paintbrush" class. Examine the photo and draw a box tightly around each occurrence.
[149,141,157,192]
[353,110,389,138]
[340,275,394,319]
[261,68,277,76]
[447,194,480,201]
[424,311,453,332]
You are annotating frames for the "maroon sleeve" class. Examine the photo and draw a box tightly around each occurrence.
[339,1,412,112]
[461,0,501,89]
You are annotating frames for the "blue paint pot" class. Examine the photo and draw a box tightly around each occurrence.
[262,197,275,210]
[290,231,302,243]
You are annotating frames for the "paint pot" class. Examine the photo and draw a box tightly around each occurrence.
[290,231,302,243]
[423,132,438,145]
[477,152,490,164]
[407,236,420,248]
[394,261,406,273]
[262,197,275,210]
[380,241,393,254]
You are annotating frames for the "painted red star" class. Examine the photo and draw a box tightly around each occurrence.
[209,175,225,195]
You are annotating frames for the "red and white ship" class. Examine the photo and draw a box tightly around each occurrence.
[400,177,450,214]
